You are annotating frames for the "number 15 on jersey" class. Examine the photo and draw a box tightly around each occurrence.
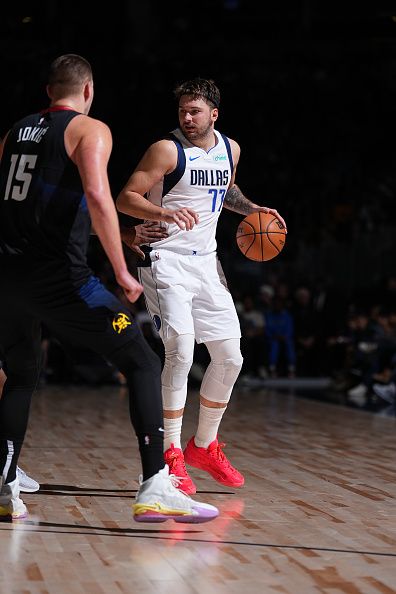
[4,153,37,201]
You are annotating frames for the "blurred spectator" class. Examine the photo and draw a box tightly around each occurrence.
[257,284,274,316]
[239,295,266,378]
[264,297,296,377]
[276,280,293,310]
[292,286,318,376]
[346,307,396,410]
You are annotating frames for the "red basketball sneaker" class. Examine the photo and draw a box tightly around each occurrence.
[184,437,245,488]
[164,444,197,495]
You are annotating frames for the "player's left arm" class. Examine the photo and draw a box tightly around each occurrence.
[223,139,287,231]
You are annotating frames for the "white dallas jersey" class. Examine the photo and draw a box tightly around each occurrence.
[146,127,233,255]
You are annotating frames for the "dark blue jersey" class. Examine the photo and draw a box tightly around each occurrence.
[0,107,91,284]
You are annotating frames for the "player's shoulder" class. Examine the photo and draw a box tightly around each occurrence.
[75,114,110,133]
[146,138,178,159]
[137,138,178,172]
[223,135,240,151]
[152,137,178,149]
[222,135,241,162]
[67,114,112,140]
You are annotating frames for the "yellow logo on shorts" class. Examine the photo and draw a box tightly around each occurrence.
[112,312,132,334]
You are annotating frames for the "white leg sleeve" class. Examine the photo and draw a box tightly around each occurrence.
[200,338,243,404]
[162,334,195,411]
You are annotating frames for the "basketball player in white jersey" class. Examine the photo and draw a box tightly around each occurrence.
[117,78,286,494]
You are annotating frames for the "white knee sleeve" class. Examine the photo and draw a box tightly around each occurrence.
[200,338,243,404]
[162,334,195,410]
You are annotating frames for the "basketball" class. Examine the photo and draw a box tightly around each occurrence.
[236,211,286,261]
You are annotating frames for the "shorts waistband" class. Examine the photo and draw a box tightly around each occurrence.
[136,245,216,267]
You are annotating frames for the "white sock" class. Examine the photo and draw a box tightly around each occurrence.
[163,417,183,451]
[194,405,226,448]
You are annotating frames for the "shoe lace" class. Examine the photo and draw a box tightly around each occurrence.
[137,468,189,491]
[212,442,231,466]
[167,451,188,476]
[168,473,184,488]
[167,473,191,499]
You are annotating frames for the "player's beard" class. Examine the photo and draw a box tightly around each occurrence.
[182,120,213,143]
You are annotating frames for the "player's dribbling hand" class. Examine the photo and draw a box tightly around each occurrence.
[255,207,287,233]
[163,207,199,230]
[116,271,144,303]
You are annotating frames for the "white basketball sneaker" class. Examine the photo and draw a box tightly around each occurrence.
[17,467,40,493]
[133,465,219,523]
[0,477,28,520]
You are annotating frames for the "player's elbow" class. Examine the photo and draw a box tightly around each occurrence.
[116,192,128,213]
[85,188,106,209]
[116,191,137,215]
[85,188,114,219]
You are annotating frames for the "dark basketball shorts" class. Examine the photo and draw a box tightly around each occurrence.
[0,268,141,360]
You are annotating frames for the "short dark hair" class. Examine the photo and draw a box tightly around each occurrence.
[173,78,220,109]
[48,54,92,94]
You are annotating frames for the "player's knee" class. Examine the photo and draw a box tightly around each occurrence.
[209,355,243,389]
[162,334,195,392]
[162,351,194,391]
[200,353,243,403]
[222,354,244,386]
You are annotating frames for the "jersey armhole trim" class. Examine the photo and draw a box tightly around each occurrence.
[162,133,186,197]
[220,133,234,174]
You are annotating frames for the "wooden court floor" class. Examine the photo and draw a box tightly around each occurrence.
[1,383,395,594]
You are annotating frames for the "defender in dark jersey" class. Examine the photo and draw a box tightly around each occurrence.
[0,54,218,524]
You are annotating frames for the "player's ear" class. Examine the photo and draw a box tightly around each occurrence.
[83,81,92,101]
[211,108,219,123]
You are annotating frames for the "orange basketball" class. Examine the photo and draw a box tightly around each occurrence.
[236,212,286,262]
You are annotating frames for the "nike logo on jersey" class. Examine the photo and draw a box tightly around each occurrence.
[189,155,201,161]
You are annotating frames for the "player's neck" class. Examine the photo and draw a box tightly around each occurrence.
[190,130,217,152]
[50,98,84,113]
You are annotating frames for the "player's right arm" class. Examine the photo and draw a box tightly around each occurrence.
[117,140,199,231]
[65,115,143,303]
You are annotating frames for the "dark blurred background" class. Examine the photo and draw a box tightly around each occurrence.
[2,1,396,411]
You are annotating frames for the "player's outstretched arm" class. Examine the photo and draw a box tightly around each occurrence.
[224,184,287,232]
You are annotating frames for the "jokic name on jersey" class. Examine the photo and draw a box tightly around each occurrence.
[17,126,49,144]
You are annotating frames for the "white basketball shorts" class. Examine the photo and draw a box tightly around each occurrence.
[138,250,241,344]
